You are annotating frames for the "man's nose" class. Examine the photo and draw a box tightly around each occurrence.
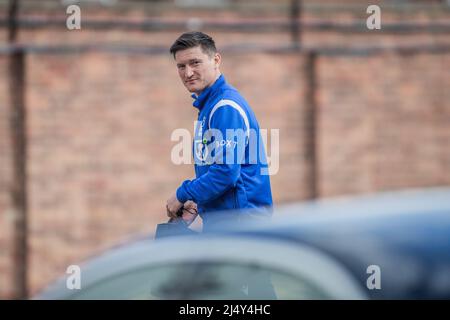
[185,66,194,78]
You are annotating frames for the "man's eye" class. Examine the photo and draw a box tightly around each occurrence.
[193,61,200,65]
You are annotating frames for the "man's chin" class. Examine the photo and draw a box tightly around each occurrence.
[186,85,203,94]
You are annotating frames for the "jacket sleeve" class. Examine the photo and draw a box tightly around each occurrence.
[176,104,248,205]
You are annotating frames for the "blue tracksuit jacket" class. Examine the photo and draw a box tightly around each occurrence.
[176,75,273,225]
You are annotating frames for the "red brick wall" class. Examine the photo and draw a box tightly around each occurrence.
[26,52,194,293]
[0,4,449,298]
[318,53,450,196]
[0,56,13,299]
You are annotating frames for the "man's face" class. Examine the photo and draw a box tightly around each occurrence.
[175,46,221,95]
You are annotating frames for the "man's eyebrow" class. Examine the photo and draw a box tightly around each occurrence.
[177,59,202,67]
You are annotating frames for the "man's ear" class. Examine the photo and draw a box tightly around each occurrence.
[214,52,221,68]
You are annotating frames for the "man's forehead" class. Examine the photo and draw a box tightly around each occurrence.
[175,46,209,62]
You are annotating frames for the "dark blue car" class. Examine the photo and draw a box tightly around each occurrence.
[35,187,450,299]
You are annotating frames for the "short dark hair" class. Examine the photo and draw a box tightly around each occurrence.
[169,31,217,58]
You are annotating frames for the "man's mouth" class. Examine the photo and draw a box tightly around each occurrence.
[186,79,197,84]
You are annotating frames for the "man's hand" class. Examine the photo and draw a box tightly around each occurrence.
[166,193,183,219]
[181,200,198,226]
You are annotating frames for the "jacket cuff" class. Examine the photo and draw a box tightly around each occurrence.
[176,181,191,203]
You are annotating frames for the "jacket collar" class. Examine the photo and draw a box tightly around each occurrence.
[192,74,225,110]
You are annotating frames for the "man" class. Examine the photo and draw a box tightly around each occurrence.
[166,31,273,232]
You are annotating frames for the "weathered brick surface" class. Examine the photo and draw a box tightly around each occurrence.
[0,56,13,299]
[0,4,449,297]
[318,53,450,196]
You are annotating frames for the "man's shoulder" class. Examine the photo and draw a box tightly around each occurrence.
[212,86,249,110]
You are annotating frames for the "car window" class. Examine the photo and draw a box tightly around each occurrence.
[69,261,332,300]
